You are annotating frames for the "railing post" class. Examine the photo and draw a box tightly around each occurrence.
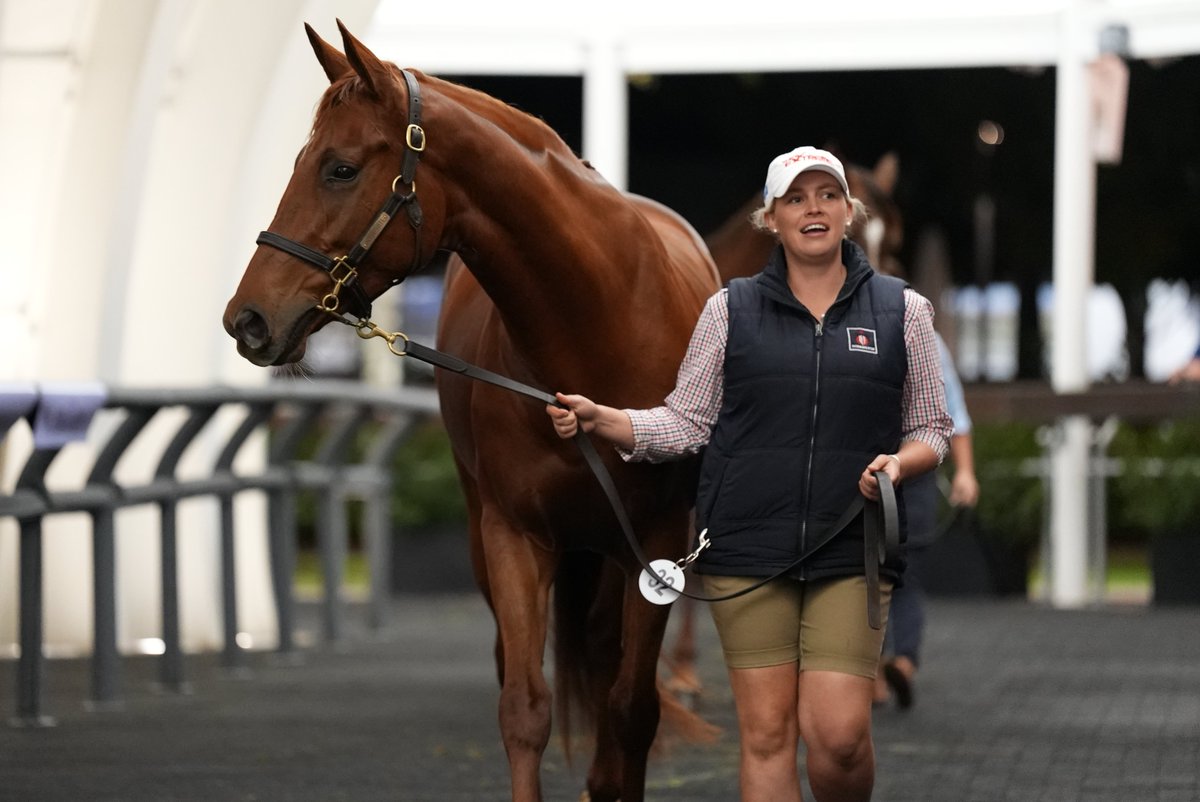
[2,380,439,723]
[12,447,59,727]
[158,497,187,691]
[265,401,323,657]
[148,401,219,692]
[87,507,120,710]
[218,492,244,672]
[82,404,153,709]
[0,385,49,727]
[358,412,419,630]
[268,485,300,656]
[16,513,53,727]
[211,402,272,674]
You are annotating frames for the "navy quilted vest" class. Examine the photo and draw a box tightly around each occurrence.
[694,240,908,581]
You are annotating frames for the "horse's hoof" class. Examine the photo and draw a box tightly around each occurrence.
[664,670,704,705]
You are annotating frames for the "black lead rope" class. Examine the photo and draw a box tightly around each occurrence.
[258,66,899,622]
[393,335,898,625]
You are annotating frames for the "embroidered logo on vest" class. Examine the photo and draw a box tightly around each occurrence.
[847,327,878,354]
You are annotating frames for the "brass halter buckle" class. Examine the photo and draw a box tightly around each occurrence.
[316,256,358,314]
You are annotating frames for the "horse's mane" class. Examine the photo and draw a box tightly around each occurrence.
[311,66,584,167]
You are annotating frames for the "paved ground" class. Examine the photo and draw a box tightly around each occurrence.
[2,593,1199,802]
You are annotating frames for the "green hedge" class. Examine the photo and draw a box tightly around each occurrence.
[388,420,468,527]
[1108,416,1200,537]
[289,418,467,548]
[965,416,1200,549]
[969,422,1045,549]
[290,413,1199,551]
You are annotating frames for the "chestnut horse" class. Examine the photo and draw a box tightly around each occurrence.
[663,152,906,699]
[222,21,719,802]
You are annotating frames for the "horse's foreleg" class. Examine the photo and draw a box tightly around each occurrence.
[586,571,672,802]
[664,596,704,701]
[480,513,557,802]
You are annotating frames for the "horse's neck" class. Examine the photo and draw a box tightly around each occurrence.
[426,82,664,345]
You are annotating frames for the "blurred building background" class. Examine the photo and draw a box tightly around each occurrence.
[2,0,1200,656]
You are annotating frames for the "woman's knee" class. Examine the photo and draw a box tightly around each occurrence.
[804,717,872,769]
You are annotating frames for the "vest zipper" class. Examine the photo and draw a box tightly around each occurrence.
[798,319,824,575]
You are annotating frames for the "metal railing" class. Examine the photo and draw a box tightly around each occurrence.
[1,380,440,727]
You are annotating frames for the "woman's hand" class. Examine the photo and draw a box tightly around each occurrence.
[859,453,901,501]
[545,392,597,439]
[545,392,636,450]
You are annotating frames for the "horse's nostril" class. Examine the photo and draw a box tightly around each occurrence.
[234,308,270,350]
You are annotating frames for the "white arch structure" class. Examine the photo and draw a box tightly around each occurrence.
[3,0,1199,654]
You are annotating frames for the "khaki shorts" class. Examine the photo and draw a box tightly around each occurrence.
[703,574,892,679]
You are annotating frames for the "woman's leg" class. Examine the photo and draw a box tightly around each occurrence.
[729,663,804,802]
[796,576,891,802]
[704,575,806,801]
[798,670,876,802]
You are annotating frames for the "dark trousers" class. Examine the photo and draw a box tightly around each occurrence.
[885,468,938,667]
[884,543,928,666]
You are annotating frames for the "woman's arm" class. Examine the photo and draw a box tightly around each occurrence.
[546,393,635,451]
[545,291,728,462]
[861,289,952,500]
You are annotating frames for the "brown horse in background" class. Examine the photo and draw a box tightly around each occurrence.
[222,21,719,802]
[662,152,906,700]
[704,152,903,285]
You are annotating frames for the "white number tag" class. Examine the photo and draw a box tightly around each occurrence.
[638,559,684,605]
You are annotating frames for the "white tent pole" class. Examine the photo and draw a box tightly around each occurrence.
[1048,1,1095,608]
[582,33,627,192]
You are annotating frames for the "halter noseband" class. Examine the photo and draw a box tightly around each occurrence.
[255,69,427,321]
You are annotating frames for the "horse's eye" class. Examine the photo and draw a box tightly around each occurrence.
[330,164,358,181]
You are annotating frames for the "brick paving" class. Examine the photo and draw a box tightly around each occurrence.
[2,594,1198,801]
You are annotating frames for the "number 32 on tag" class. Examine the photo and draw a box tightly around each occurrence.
[638,559,684,605]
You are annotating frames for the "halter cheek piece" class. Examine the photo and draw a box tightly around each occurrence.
[255,69,427,321]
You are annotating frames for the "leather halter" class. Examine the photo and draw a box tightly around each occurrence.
[255,69,427,321]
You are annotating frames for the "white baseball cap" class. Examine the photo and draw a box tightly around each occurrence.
[762,146,850,210]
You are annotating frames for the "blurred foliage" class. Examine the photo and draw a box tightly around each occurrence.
[285,412,1199,553]
[964,416,1200,550]
[1108,416,1200,538]
[969,421,1046,549]
[388,420,467,527]
[288,416,467,549]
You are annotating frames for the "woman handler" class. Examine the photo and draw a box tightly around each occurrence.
[547,146,951,802]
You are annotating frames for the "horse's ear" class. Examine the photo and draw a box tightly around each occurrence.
[336,18,391,98]
[873,152,900,196]
[306,23,351,83]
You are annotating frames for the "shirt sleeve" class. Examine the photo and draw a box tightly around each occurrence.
[902,288,953,461]
[621,290,728,463]
[935,332,973,435]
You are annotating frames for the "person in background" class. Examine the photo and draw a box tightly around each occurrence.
[547,146,952,802]
[876,333,979,709]
[1168,341,1200,383]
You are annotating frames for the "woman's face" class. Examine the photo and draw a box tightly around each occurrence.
[764,170,853,263]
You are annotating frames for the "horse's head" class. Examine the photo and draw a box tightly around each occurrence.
[845,152,904,277]
[224,21,442,366]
